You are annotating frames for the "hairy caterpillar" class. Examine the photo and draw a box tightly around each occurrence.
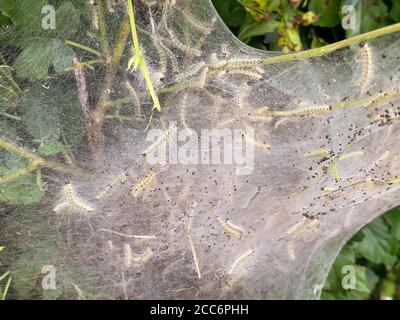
[151,36,167,76]
[158,39,179,72]
[124,243,132,268]
[175,62,206,82]
[340,150,364,160]
[244,186,261,209]
[131,170,157,198]
[227,58,264,68]
[198,66,209,89]
[243,131,270,150]
[263,105,331,117]
[358,43,373,94]
[367,88,399,107]
[96,173,128,201]
[142,127,177,156]
[287,241,295,261]
[217,218,245,240]
[166,28,203,57]
[131,248,153,263]
[225,69,263,80]
[124,81,141,116]
[210,53,228,69]
[189,237,201,279]
[99,228,157,239]
[286,216,320,237]
[64,183,94,212]
[182,9,215,35]
[228,249,254,275]
[303,149,332,159]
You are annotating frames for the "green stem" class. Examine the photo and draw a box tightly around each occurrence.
[127,0,161,112]
[0,138,81,176]
[264,22,400,65]
[65,59,101,72]
[0,52,22,93]
[96,0,111,58]
[1,273,11,300]
[65,40,102,57]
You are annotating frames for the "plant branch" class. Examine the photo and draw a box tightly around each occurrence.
[263,22,400,65]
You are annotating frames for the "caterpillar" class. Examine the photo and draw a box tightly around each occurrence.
[225,69,263,80]
[123,81,141,116]
[166,28,203,57]
[221,43,229,57]
[340,150,364,160]
[96,173,128,201]
[263,105,331,117]
[243,131,270,150]
[158,39,179,72]
[131,170,158,198]
[358,42,373,94]
[244,186,261,210]
[175,61,206,82]
[99,228,157,239]
[64,183,94,213]
[142,127,177,156]
[367,88,399,108]
[151,36,167,76]
[189,236,201,279]
[303,148,332,159]
[217,218,245,240]
[132,248,153,263]
[210,53,228,69]
[228,249,254,275]
[218,118,240,128]
[198,66,209,89]
[182,9,215,35]
[226,58,264,68]
[287,241,295,261]
[286,216,320,237]
[123,243,132,268]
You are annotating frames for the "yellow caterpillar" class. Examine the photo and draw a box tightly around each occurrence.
[167,28,203,57]
[228,249,254,275]
[175,61,206,82]
[99,228,157,239]
[123,243,132,268]
[131,248,153,263]
[64,183,94,212]
[96,173,128,201]
[217,218,245,240]
[182,9,215,35]
[243,131,270,150]
[189,236,201,279]
[358,43,373,94]
[261,105,331,117]
[367,88,399,108]
[286,216,320,237]
[131,170,157,198]
[303,149,332,159]
[225,69,263,80]
[142,127,177,156]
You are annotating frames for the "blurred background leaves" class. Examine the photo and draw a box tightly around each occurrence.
[212,0,400,300]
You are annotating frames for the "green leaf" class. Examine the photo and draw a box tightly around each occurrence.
[352,217,397,267]
[213,0,245,27]
[361,0,389,33]
[0,174,44,205]
[0,246,4,252]
[309,0,341,27]
[385,207,400,241]
[238,15,279,43]
[14,38,74,81]
[390,1,400,21]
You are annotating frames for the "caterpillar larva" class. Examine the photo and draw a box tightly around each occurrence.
[166,28,203,57]
[64,183,94,213]
[303,148,332,159]
[189,237,201,279]
[131,170,157,198]
[227,58,264,68]
[131,248,153,263]
[358,42,373,94]
[340,150,364,160]
[210,53,228,69]
[182,9,215,35]
[287,241,295,261]
[99,228,157,239]
[96,173,128,201]
[151,36,167,76]
[123,243,132,268]
[367,88,398,107]
[225,69,263,80]
[263,105,331,117]
[243,131,270,150]
[286,216,320,237]
[124,81,141,116]
[198,66,209,89]
[52,202,68,213]
[217,218,245,240]
[158,39,179,72]
[221,43,229,57]
[244,186,261,209]
[228,249,254,275]
[175,61,206,82]
[142,127,177,156]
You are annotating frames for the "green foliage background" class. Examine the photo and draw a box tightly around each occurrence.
[212,0,400,300]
